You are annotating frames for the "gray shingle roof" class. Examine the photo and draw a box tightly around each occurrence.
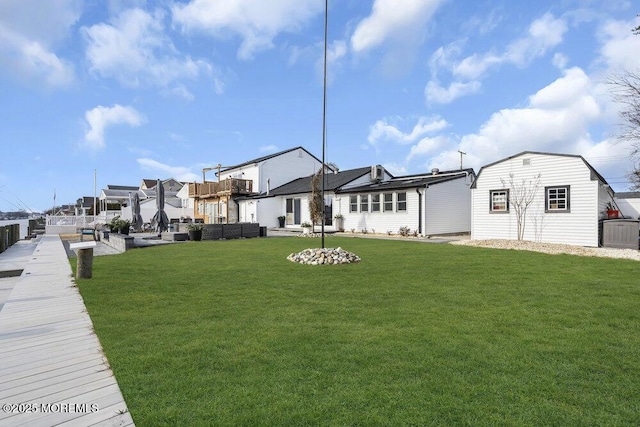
[336,169,475,194]
[268,167,372,196]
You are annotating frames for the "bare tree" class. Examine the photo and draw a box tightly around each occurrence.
[309,168,323,228]
[608,19,640,188]
[501,173,542,240]
[609,71,640,148]
[627,164,640,189]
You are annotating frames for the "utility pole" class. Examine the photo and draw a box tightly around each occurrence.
[458,150,467,170]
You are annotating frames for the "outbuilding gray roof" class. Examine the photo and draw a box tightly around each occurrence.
[471,151,609,189]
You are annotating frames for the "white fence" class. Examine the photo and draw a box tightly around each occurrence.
[45,215,97,234]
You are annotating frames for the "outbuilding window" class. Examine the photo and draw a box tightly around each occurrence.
[546,186,570,212]
[490,190,509,212]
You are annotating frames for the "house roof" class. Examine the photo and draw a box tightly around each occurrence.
[270,167,372,196]
[336,169,475,194]
[615,191,640,199]
[77,196,98,207]
[219,146,324,174]
[471,151,609,189]
[106,185,138,191]
[237,167,372,199]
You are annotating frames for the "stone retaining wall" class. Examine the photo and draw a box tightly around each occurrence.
[101,233,134,253]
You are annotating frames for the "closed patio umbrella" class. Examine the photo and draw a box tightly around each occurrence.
[131,192,143,232]
[151,179,169,235]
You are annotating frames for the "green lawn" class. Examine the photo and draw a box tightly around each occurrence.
[75,237,640,426]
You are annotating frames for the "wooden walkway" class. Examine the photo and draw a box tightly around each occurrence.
[0,235,134,426]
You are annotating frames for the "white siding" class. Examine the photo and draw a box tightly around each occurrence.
[614,197,640,219]
[471,153,603,247]
[338,191,419,235]
[222,148,322,194]
[424,176,472,235]
[259,149,322,192]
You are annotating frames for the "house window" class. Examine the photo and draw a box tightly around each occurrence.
[360,194,369,212]
[383,193,393,212]
[371,194,381,212]
[546,186,570,212]
[349,195,358,213]
[397,192,407,211]
[490,190,509,212]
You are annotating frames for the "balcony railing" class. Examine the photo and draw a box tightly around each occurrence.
[189,179,253,198]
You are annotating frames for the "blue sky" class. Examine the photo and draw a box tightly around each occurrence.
[1,0,639,213]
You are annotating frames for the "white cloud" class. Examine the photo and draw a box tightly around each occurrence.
[136,158,200,182]
[453,53,502,80]
[0,0,79,88]
[504,12,567,66]
[425,80,482,104]
[428,41,465,78]
[452,13,568,80]
[84,104,145,150]
[381,163,408,176]
[260,145,278,152]
[368,116,448,146]
[429,67,605,172]
[0,0,81,44]
[406,136,449,161]
[162,84,195,101]
[597,16,640,72]
[350,0,444,53]
[172,0,324,60]
[552,52,569,69]
[82,8,215,92]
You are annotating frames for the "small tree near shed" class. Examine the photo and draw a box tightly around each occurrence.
[501,173,542,240]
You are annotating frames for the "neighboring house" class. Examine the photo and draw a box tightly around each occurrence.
[75,196,99,216]
[189,146,326,224]
[614,192,640,219]
[335,167,475,236]
[471,151,615,247]
[237,167,373,228]
[98,184,138,223]
[98,179,186,225]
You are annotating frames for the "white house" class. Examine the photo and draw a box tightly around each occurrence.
[100,179,187,226]
[614,192,640,219]
[238,165,475,236]
[192,146,327,225]
[471,151,615,247]
[238,167,373,229]
[335,167,475,236]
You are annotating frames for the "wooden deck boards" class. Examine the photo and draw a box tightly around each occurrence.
[0,235,134,426]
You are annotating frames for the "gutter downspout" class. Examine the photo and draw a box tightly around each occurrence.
[416,187,423,235]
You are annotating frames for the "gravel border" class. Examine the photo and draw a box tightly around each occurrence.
[450,239,640,261]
